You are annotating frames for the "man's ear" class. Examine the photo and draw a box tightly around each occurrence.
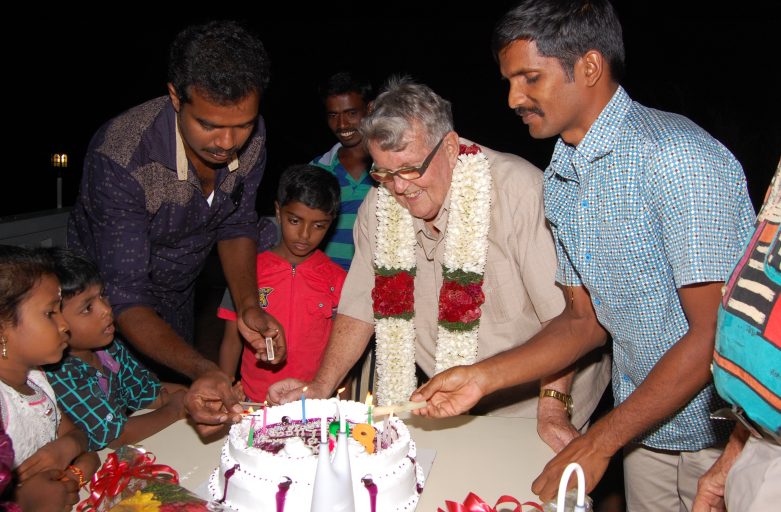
[167,83,182,112]
[444,131,460,169]
[366,100,375,114]
[580,50,605,87]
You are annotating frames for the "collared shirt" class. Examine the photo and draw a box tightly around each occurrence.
[339,139,611,422]
[544,86,755,450]
[217,250,346,402]
[312,143,375,271]
[45,341,160,451]
[67,97,266,343]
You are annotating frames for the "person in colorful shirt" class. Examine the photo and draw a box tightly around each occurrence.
[693,159,781,512]
[411,1,755,509]
[311,72,376,272]
[66,21,286,431]
[269,78,610,439]
[44,249,187,450]
[218,165,346,402]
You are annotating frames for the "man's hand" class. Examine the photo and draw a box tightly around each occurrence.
[267,379,332,405]
[411,365,488,417]
[238,306,287,363]
[16,469,79,512]
[537,398,580,453]
[184,369,243,425]
[531,431,611,502]
[692,424,748,512]
[692,464,728,512]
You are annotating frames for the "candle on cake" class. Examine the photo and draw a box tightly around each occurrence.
[301,387,308,423]
[338,400,346,434]
[365,392,373,425]
[247,408,256,447]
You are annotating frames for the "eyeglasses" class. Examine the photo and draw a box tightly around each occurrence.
[369,135,446,183]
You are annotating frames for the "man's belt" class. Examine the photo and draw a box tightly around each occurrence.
[711,406,781,445]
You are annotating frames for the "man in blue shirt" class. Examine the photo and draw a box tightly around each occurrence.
[412,1,754,509]
[68,21,286,432]
[311,72,376,272]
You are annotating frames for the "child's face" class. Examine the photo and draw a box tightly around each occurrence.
[274,200,334,265]
[61,284,115,350]
[1,274,69,367]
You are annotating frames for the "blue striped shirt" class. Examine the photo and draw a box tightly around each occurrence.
[544,86,755,450]
[312,143,375,271]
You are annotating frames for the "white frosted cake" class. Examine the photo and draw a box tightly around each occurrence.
[208,399,424,511]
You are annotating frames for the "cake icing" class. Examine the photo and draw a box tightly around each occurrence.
[208,399,424,511]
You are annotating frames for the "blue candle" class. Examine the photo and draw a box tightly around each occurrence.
[301,386,308,423]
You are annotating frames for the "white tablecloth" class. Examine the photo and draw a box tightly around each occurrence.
[97,413,554,510]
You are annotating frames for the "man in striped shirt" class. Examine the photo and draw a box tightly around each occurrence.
[311,72,376,271]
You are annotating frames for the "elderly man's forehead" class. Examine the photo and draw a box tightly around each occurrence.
[369,121,431,152]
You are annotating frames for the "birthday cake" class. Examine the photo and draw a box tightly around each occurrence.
[208,399,424,511]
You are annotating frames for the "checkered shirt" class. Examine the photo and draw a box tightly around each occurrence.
[544,86,755,450]
[46,340,160,450]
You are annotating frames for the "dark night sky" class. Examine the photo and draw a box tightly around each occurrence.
[10,1,780,218]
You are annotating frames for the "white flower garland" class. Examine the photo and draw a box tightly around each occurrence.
[374,185,418,404]
[373,146,492,405]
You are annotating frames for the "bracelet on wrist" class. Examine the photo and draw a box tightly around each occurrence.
[67,464,88,489]
[539,388,574,419]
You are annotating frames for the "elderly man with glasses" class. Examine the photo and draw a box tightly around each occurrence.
[269,78,609,445]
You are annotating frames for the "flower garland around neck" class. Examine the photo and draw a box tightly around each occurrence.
[371,143,492,405]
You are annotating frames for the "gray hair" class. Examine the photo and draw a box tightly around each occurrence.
[360,76,453,151]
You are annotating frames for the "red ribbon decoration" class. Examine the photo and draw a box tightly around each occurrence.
[438,492,543,512]
[77,451,179,511]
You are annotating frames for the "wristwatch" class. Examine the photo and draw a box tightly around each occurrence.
[539,388,573,418]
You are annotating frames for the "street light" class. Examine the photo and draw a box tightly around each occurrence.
[51,153,68,209]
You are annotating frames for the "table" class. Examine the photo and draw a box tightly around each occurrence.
[98,413,554,510]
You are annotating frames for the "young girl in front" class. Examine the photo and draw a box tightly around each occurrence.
[0,245,98,493]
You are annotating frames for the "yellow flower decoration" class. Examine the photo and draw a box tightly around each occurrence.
[110,491,162,512]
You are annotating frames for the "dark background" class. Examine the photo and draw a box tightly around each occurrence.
[9,1,780,219]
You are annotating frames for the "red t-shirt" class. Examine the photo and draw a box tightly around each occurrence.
[217,250,346,401]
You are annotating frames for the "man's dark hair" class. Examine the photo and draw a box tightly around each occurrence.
[492,0,625,82]
[277,165,341,217]
[168,20,271,104]
[318,71,374,104]
[0,245,55,326]
[46,248,103,300]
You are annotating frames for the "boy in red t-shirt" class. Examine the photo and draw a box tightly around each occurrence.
[217,165,346,402]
